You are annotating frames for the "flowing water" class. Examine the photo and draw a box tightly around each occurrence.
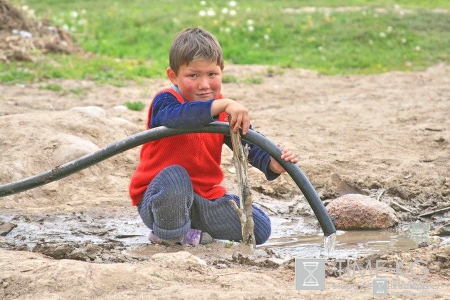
[323,232,336,257]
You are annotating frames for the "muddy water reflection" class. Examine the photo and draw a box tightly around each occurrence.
[263,217,440,259]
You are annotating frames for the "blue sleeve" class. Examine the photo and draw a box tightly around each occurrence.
[224,130,280,181]
[150,92,216,128]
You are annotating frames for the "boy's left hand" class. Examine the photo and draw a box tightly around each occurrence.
[269,146,299,174]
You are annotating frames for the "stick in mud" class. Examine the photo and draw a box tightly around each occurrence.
[228,116,256,246]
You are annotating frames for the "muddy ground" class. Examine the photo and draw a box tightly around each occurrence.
[0,63,449,299]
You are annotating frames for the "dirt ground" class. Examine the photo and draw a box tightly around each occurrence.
[0,63,449,299]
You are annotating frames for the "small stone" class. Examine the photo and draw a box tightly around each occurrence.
[253,249,268,258]
[113,105,128,111]
[430,222,450,236]
[216,263,228,269]
[418,241,429,248]
[228,167,236,174]
[151,251,207,270]
[0,222,17,236]
[440,238,450,245]
[70,106,106,118]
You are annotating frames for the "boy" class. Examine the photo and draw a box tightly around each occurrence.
[129,27,298,246]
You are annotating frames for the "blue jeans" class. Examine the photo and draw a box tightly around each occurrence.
[137,165,271,245]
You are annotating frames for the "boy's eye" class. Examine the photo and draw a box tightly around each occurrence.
[188,74,198,78]
[209,73,218,77]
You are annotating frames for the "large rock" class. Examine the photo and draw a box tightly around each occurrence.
[326,194,398,229]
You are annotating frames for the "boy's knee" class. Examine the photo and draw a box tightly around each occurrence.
[159,165,189,182]
[154,165,192,196]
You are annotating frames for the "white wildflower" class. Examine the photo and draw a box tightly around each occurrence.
[229,9,237,16]
[247,25,254,32]
[70,11,78,19]
[221,7,229,14]
[200,1,207,5]
[229,1,237,7]
[199,10,206,17]
[379,32,386,38]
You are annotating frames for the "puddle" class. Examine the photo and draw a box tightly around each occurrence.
[0,212,445,261]
[262,217,443,259]
[0,210,150,251]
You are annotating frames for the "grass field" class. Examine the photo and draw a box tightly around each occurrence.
[1,0,450,83]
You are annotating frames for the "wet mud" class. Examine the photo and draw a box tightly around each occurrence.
[1,208,448,266]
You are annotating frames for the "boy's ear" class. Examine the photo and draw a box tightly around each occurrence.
[166,67,178,85]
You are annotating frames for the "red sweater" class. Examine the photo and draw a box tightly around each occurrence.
[129,88,228,206]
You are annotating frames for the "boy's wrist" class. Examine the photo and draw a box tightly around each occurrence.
[211,98,232,116]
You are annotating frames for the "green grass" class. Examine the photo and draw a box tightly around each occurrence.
[243,77,264,84]
[39,83,64,91]
[2,0,449,83]
[124,101,146,111]
[222,74,238,83]
[36,83,90,95]
[69,88,87,95]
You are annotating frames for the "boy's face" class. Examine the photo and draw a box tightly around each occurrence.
[167,59,222,102]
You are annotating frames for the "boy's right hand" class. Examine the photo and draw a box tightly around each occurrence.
[212,98,250,134]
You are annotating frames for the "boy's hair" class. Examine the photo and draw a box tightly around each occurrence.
[169,27,224,74]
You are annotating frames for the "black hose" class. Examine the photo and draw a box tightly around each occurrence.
[0,121,336,236]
